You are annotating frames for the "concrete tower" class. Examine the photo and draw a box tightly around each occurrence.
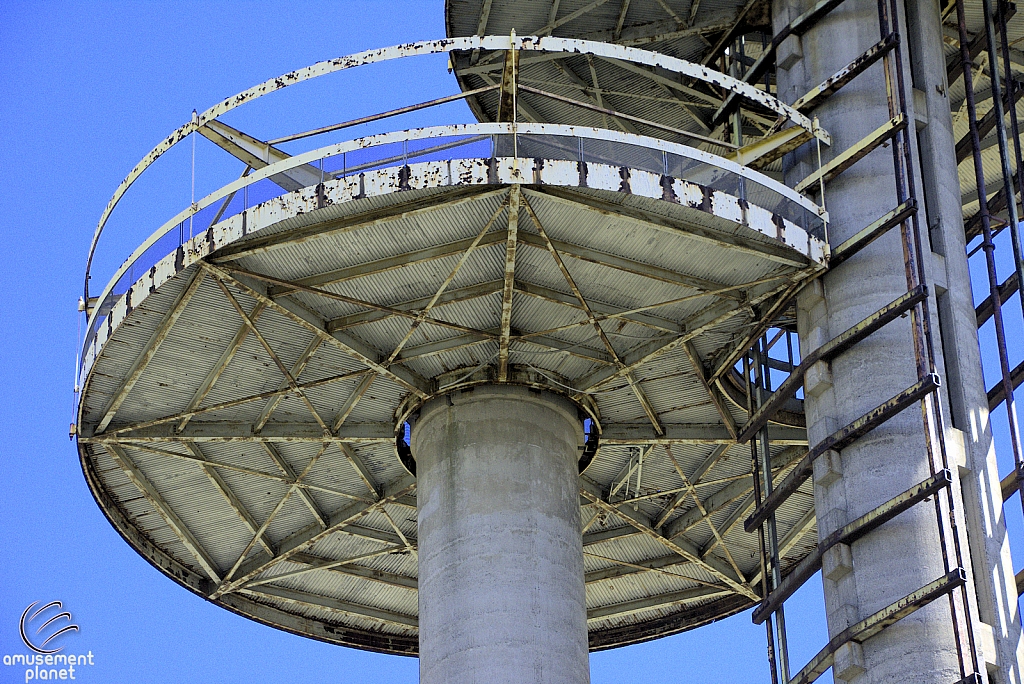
[76,1,1023,683]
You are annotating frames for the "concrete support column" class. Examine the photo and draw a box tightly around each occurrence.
[412,385,590,684]
[775,0,964,681]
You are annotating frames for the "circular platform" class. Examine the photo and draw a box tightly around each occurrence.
[77,39,827,654]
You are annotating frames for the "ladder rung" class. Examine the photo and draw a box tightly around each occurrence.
[737,284,927,443]
[955,83,1024,164]
[830,199,917,267]
[710,0,851,127]
[987,357,1024,411]
[745,373,940,533]
[752,469,952,624]
[793,33,899,114]
[788,569,968,684]
[976,271,1019,327]
[795,114,906,194]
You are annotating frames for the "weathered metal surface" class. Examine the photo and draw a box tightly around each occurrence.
[745,374,941,533]
[787,570,967,684]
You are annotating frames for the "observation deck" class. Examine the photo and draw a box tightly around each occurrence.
[76,36,829,653]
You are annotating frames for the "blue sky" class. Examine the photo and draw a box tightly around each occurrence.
[1,2,1019,682]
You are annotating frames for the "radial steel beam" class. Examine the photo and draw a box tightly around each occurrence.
[83,422,395,443]
[209,473,417,599]
[184,442,275,557]
[213,275,332,434]
[579,486,757,600]
[103,369,369,437]
[113,440,372,503]
[176,301,267,433]
[254,336,322,433]
[261,442,329,530]
[198,119,322,191]
[241,585,418,629]
[498,185,521,381]
[105,443,222,582]
[222,443,329,583]
[201,263,431,398]
[94,270,206,434]
[523,194,664,433]
[683,341,738,440]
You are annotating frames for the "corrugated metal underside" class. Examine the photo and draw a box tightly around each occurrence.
[79,177,818,654]
[445,0,1024,256]
[445,0,765,158]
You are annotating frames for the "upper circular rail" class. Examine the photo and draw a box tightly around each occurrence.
[84,35,830,302]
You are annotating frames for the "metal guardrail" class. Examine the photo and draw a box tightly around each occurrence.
[80,122,828,371]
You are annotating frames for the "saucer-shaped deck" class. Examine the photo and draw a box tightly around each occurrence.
[78,153,824,653]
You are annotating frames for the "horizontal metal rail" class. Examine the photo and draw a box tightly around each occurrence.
[788,569,967,684]
[752,469,952,624]
[85,34,828,302]
[737,285,927,443]
[745,373,941,533]
[84,121,828,353]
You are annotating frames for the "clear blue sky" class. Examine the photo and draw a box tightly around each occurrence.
[0,2,1018,682]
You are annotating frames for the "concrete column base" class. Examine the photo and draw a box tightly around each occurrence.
[412,385,590,684]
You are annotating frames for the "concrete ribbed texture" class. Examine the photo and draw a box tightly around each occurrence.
[413,385,589,684]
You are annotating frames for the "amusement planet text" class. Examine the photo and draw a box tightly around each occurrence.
[3,652,95,682]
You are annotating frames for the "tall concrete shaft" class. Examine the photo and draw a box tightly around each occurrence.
[412,385,590,684]
[774,0,1003,680]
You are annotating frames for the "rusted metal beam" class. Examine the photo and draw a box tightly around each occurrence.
[745,373,941,533]
[795,114,907,194]
[711,0,851,126]
[683,342,738,440]
[753,469,953,624]
[829,199,917,267]
[989,357,1024,411]
[977,271,1019,327]
[737,285,928,443]
[498,185,520,381]
[788,569,967,684]
[955,84,1024,164]
[793,33,899,114]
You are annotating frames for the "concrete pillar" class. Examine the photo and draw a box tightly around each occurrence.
[412,385,590,684]
[904,0,1024,680]
[774,0,966,681]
